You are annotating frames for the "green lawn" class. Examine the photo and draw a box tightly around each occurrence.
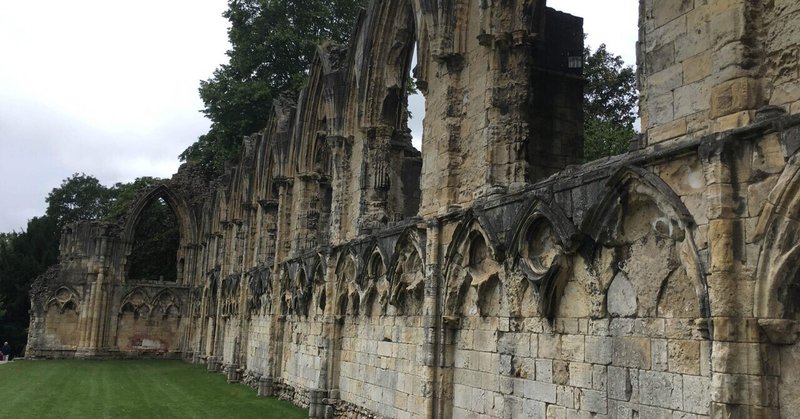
[0,359,307,419]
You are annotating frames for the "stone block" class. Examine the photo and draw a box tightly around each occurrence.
[668,340,700,375]
[611,337,652,369]
[608,367,632,401]
[553,360,570,386]
[585,336,612,365]
[752,133,785,175]
[522,398,547,418]
[674,81,710,118]
[652,338,669,371]
[579,388,608,414]
[710,373,778,406]
[536,359,553,383]
[675,8,712,61]
[539,334,561,359]
[770,80,800,107]
[654,0,694,27]
[713,110,751,132]
[647,42,677,76]
[647,92,676,127]
[557,385,576,409]
[523,380,557,404]
[649,118,688,144]
[592,365,607,391]
[710,78,762,118]
[639,370,683,410]
[683,375,711,414]
[568,362,593,388]
[561,335,585,362]
[710,3,747,48]
[546,404,566,419]
[648,64,684,96]
[710,341,761,375]
[648,12,688,52]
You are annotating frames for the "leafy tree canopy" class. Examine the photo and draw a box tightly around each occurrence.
[583,43,638,161]
[45,173,111,229]
[180,0,368,176]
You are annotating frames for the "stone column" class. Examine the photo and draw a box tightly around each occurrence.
[326,135,352,243]
[423,219,442,418]
[703,141,778,416]
[359,126,393,235]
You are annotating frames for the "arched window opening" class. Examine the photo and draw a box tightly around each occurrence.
[127,196,180,281]
[407,45,425,153]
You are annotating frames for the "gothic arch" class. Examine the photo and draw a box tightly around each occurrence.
[151,288,181,318]
[754,154,800,320]
[119,287,152,317]
[443,212,503,317]
[507,199,577,319]
[334,248,359,317]
[362,243,389,316]
[293,46,337,177]
[121,184,197,285]
[45,286,81,314]
[122,184,197,246]
[386,226,426,314]
[354,0,426,129]
[582,166,709,319]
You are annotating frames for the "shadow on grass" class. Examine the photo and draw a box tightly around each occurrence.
[0,359,307,419]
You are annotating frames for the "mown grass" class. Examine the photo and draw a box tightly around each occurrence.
[0,359,307,419]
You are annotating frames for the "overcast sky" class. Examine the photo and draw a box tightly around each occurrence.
[0,0,637,233]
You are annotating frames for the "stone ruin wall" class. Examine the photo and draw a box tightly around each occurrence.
[25,0,800,418]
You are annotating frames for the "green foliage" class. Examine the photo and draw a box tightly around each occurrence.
[0,360,307,418]
[583,43,638,161]
[45,173,111,229]
[181,0,368,176]
[0,216,59,350]
[106,176,161,221]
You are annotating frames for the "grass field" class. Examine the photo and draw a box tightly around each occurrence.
[0,359,307,419]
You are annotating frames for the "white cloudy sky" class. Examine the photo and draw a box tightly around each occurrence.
[0,0,637,233]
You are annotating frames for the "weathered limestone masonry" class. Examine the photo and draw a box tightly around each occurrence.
[25,0,800,418]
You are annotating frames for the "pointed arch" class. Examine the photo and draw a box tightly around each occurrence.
[507,199,577,319]
[754,154,800,320]
[362,242,389,316]
[582,167,695,244]
[293,46,337,177]
[354,0,422,128]
[45,286,81,314]
[122,184,197,246]
[582,166,709,319]
[334,247,359,317]
[119,287,152,316]
[443,211,503,317]
[151,288,181,318]
[386,226,426,314]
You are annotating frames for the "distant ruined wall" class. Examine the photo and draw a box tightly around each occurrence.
[27,0,800,418]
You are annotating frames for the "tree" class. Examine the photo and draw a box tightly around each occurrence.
[0,216,59,350]
[106,176,161,221]
[45,173,111,228]
[180,0,368,176]
[583,43,638,161]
